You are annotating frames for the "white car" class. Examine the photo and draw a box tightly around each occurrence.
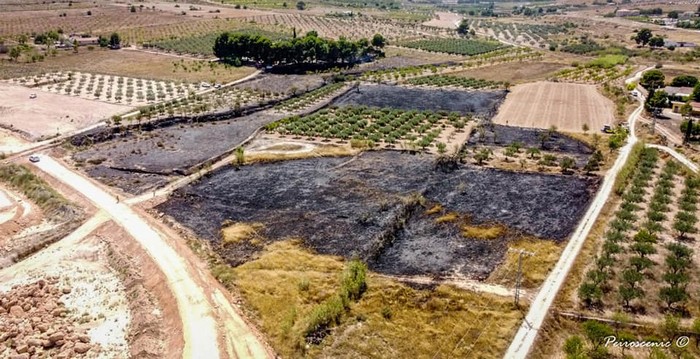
[29,93,37,99]
[29,155,40,163]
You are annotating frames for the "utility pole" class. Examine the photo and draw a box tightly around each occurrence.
[510,248,534,308]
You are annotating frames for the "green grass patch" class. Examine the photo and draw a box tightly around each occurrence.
[587,54,628,69]
[0,164,72,216]
[400,38,506,56]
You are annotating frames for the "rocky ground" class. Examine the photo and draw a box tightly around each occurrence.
[0,278,97,359]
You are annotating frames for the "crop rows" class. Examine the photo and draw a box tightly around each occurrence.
[579,148,700,314]
[400,38,506,56]
[275,82,347,113]
[6,71,200,106]
[0,7,191,39]
[463,19,570,47]
[131,85,284,122]
[405,75,503,90]
[265,106,472,150]
[360,47,541,82]
[553,64,634,85]
[242,13,444,41]
[144,28,288,56]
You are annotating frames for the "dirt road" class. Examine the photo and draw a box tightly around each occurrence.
[32,156,271,359]
[503,69,647,359]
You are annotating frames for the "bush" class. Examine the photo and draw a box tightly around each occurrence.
[341,259,367,301]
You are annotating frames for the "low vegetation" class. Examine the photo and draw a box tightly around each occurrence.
[405,74,503,90]
[0,164,72,216]
[400,38,506,56]
[232,240,522,358]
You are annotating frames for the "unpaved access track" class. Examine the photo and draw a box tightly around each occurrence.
[503,70,647,359]
[32,155,272,359]
[492,81,615,133]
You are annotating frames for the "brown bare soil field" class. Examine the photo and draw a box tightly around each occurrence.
[138,1,273,18]
[422,11,461,28]
[492,81,615,133]
[0,83,132,140]
[0,5,197,39]
[0,49,256,83]
[451,62,566,84]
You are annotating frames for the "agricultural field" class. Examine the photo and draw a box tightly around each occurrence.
[399,38,506,56]
[71,109,287,193]
[265,105,472,152]
[0,49,257,84]
[241,13,445,41]
[465,124,597,173]
[144,28,289,56]
[0,82,131,141]
[552,55,635,85]
[158,151,598,274]
[359,47,542,83]
[4,71,201,107]
[0,4,196,40]
[492,81,616,133]
[535,148,700,358]
[463,19,573,48]
[275,82,349,113]
[332,84,504,116]
[404,74,504,90]
[449,61,566,84]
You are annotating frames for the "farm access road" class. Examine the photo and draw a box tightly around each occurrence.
[31,155,272,359]
[503,67,648,359]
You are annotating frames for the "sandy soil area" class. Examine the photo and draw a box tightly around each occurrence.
[0,83,132,141]
[492,81,615,133]
[0,129,28,154]
[422,11,461,29]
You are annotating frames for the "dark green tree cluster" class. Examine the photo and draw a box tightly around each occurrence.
[633,28,664,48]
[213,31,385,65]
[670,75,698,87]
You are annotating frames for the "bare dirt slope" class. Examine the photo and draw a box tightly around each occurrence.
[492,81,615,133]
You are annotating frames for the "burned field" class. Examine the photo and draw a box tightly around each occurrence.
[158,151,598,279]
[332,84,505,117]
[72,110,285,194]
[234,74,326,95]
[467,124,594,165]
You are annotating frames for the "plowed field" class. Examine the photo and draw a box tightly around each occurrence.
[492,81,615,133]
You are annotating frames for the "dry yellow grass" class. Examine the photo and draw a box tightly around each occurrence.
[461,224,505,240]
[0,49,256,83]
[220,221,264,246]
[233,240,523,359]
[245,145,358,164]
[487,238,563,289]
[434,212,459,224]
[424,204,443,215]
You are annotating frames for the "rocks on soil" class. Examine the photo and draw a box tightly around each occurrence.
[0,278,98,358]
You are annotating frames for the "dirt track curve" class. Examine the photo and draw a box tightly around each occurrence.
[32,156,272,359]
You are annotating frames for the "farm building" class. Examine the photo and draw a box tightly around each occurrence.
[679,11,696,20]
[663,86,695,100]
[672,101,700,115]
[664,40,697,48]
[68,37,99,46]
[616,9,640,17]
